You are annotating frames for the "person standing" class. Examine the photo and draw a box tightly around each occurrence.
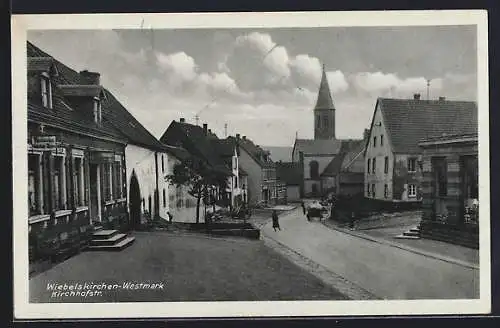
[301,201,306,215]
[272,210,281,231]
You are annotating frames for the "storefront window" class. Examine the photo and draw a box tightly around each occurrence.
[28,155,39,216]
[462,156,479,224]
[53,156,64,210]
[101,163,112,201]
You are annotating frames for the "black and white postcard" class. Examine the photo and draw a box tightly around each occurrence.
[11,10,490,319]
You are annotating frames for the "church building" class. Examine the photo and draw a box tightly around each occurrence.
[291,65,343,198]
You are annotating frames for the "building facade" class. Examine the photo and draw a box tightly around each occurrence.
[363,95,477,204]
[419,134,479,248]
[27,42,130,263]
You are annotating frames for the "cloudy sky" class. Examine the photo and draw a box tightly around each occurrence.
[28,26,477,146]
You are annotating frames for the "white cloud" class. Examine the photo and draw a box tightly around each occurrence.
[289,54,322,84]
[327,70,349,93]
[156,51,197,82]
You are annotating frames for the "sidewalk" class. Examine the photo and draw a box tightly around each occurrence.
[323,218,479,269]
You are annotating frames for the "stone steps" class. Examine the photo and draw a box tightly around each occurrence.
[85,229,135,251]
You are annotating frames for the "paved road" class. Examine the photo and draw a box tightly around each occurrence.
[261,208,479,300]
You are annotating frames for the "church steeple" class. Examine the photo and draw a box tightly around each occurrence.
[314,64,336,140]
[314,64,335,111]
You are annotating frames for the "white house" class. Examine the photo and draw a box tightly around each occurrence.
[101,90,171,227]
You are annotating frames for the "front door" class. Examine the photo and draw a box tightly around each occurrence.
[129,172,141,230]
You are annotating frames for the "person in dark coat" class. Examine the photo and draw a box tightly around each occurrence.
[167,211,173,224]
[301,201,306,215]
[272,210,281,231]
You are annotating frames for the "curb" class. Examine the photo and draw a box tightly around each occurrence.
[322,222,479,270]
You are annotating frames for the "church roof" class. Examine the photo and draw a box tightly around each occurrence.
[292,138,342,157]
[314,65,335,110]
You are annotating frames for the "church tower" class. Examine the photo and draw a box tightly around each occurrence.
[314,64,336,140]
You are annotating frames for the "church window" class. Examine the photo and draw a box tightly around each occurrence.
[323,115,329,129]
[309,160,319,179]
[316,115,321,128]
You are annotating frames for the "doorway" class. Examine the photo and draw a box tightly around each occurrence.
[129,171,141,230]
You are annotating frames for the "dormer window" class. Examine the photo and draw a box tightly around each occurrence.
[93,97,102,124]
[40,73,53,109]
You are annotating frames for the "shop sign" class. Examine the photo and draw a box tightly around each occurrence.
[89,152,115,163]
[33,136,58,148]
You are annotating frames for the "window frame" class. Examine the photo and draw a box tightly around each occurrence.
[384,184,388,198]
[372,157,376,174]
[373,136,377,148]
[384,156,389,174]
[408,184,417,197]
[40,73,53,109]
[371,183,376,198]
[367,158,371,174]
[380,135,384,146]
[408,157,417,173]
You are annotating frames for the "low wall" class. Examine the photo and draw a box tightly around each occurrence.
[419,220,479,249]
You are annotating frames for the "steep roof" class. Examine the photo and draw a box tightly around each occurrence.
[27,41,166,151]
[228,136,275,168]
[276,162,302,186]
[293,138,342,157]
[27,42,127,144]
[160,121,232,175]
[321,139,365,176]
[314,65,335,110]
[340,139,366,171]
[369,97,478,154]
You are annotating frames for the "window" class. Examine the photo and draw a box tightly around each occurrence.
[112,162,121,199]
[176,186,183,209]
[384,156,389,174]
[234,176,238,189]
[408,158,417,172]
[367,183,370,196]
[161,155,165,173]
[384,184,388,198]
[462,156,478,199]
[373,136,377,147]
[372,158,376,174]
[53,156,66,210]
[323,115,329,129]
[408,184,417,197]
[380,135,384,146]
[367,159,371,174]
[372,184,376,197]
[93,99,102,124]
[73,157,86,207]
[309,160,319,179]
[28,155,41,216]
[163,189,166,207]
[101,163,112,201]
[40,75,53,109]
[316,115,321,128]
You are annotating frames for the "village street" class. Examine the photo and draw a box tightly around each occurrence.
[259,207,479,300]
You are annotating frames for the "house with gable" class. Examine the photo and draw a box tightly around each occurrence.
[321,138,366,197]
[99,89,172,228]
[276,161,302,202]
[159,119,236,218]
[227,134,285,206]
[27,41,135,262]
[364,94,478,204]
[211,137,249,208]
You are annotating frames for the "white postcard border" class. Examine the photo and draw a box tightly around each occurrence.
[12,10,490,319]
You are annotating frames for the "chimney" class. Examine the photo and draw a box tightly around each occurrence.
[438,96,446,101]
[203,123,208,135]
[208,129,212,133]
[236,133,240,139]
[179,118,185,123]
[80,70,101,85]
[242,136,246,140]
[363,128,370,140]
[413,93,421,100]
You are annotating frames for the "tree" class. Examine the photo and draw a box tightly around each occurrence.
[166,155,229,224]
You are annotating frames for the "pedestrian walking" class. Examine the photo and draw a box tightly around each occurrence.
[272,210,281,231]
[301,201,306,215]
[167,211,173,224]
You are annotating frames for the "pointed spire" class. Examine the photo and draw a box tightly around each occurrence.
[314,63,335,110]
